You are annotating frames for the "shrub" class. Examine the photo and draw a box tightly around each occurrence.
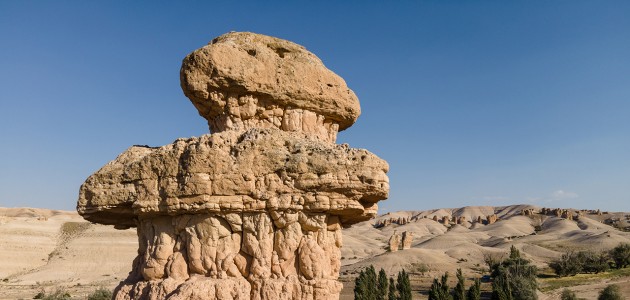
[33,288,71,300]
[560,289,578,300]
[411,262,430,276]
[610,243,630,269]
[87,288,113,300]
[598,284,623,300]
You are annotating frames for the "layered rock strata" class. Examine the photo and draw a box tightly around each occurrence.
[77,32,389,300]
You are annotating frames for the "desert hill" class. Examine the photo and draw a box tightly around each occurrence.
[1,205,629,299]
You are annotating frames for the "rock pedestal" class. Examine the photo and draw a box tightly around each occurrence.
[388,232,401,252]
[401,231,414,249]
[77,32,389,300]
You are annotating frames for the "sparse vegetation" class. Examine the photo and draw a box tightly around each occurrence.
[33,288,71,300]
[87,287,113,300]
[59,222,90,237]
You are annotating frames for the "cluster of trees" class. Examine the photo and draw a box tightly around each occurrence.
[427,269,480,300]
[354,265,412,300]
[488,246,538,300]
[550,242,630,277]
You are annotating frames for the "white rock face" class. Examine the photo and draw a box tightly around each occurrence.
[77,32,389,300]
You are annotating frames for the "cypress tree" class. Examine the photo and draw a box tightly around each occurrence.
[377,268,388,300]
[355,270,367,300]
[466,278,481,300]
[429,272,452,300]
[396,270,412,300]
[491,246,537,300]
[388,277,397,300]
[453,268,466,300]
[366,265,378,299]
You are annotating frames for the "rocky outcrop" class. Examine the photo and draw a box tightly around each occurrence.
[401,231,413,250]
[373,216,411,228]
[77,32,389,300]
[486,214,498,225]
[388,231,401,252]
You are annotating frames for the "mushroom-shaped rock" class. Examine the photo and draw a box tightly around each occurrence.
[181,32,360,142]
[77,32,389,300]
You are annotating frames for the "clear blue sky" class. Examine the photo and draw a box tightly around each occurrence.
[1,1,628,213]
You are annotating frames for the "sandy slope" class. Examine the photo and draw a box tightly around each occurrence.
[1,205,629,299]
[0,208,136,299]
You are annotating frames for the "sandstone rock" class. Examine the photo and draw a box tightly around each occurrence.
[77,32,389,300]
[401,231,413,249]
[388,231,401,252]
[180,32,360,138]
[486,214,498,225]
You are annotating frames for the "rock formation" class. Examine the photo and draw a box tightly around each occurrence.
[388,231,401,252]
[486,214,498,225]
[401,231,413,249]
[77,32,389,300]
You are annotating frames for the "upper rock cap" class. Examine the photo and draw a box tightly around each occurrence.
[180,32,361,133]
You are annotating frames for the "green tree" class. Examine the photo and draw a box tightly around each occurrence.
[610,243,630,269]
[355,269,367,300]
[549,251,583,277]
[582,251,610,274]
[355,266,379,300]
[453,268,466,300]
[491,246,538,300]
[560,289,578,300]
[377,268,389,300]
[388,277,397,300]
[366,266,378,298]
[467,278,481,300]
[429,272,452,300]
[598,284,623,300]
[396,270,412,300]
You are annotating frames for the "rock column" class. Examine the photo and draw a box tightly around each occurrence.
[77,32,389,300]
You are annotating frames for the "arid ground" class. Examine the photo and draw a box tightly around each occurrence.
[1,205,629,299]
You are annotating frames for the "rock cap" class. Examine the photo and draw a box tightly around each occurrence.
[180,32,360,135]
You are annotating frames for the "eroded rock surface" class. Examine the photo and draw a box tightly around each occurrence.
[77,32,389,300]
